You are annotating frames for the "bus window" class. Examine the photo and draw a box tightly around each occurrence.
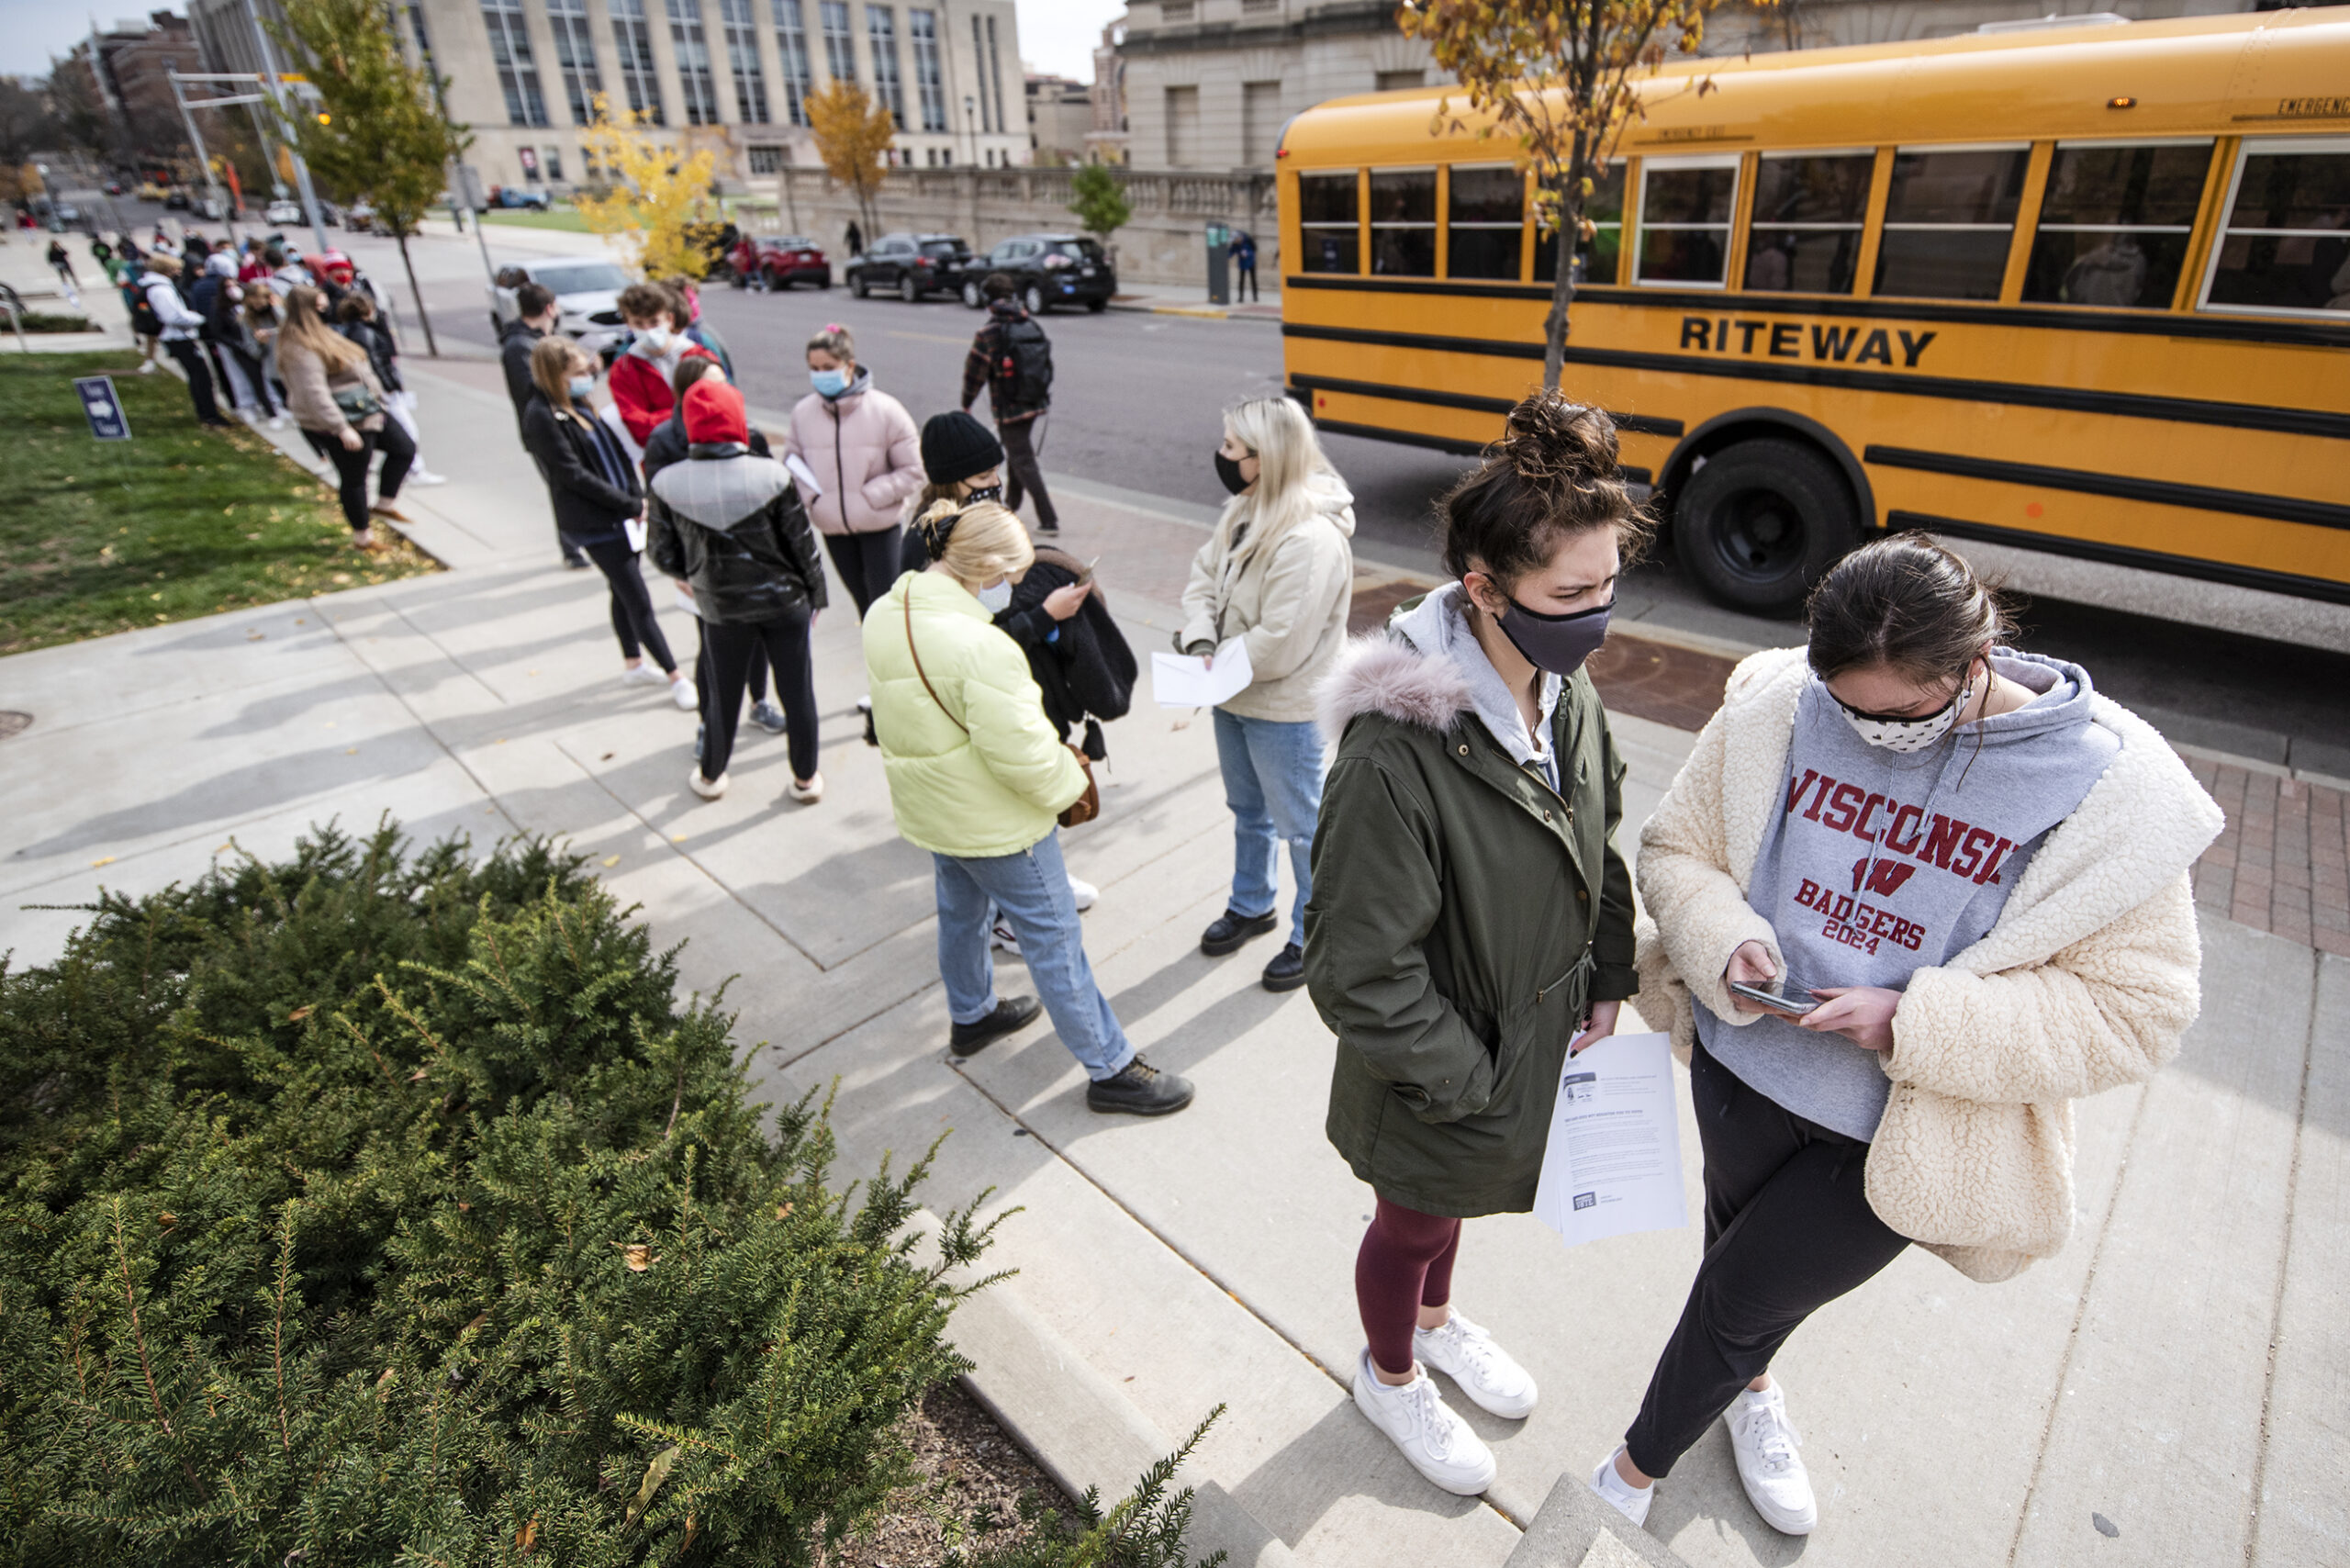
[1371,168,1438,275]
[1743,151,1874,294]
[1448,164,1525,280]
[1299,171,1360,274]
[1533,162,1624,286]
[1636,155,1738,287]
[2203,139,2350,315]
[1874,145,2030,300]
[2023,140,2210,308]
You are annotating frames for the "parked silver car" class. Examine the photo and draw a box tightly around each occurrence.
[487,257,632,356]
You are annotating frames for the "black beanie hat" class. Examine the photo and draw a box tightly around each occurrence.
[921,409,1004,486]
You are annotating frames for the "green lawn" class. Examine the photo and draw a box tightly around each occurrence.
[473,205,594,232]
[0,352,437,655]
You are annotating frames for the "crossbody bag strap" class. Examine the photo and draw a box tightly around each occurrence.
[904,587,968,734]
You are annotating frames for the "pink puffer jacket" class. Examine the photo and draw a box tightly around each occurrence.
[784,369,924,535]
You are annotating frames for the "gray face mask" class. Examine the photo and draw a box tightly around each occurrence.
[974,577,1013,613]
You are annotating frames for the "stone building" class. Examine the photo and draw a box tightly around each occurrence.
[1702,0,2273,54]
[1086,20,1128,165]
[57,12,202,169]
[1024,72,1091,165]
[190,0,1031,193]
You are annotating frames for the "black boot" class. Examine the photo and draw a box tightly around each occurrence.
[1200,907,1278,957]
[949,994,1040,1058]
[1086,1054,1195,1116]
[1261,940,1305,993]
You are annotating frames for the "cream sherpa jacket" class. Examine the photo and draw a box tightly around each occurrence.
[1635,647,2222,1282]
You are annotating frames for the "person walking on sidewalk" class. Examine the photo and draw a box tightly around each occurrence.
[335,292,449,486]
[137,254,232,430]
[1228,230,1259,303]
[520,336,696,712]
[867,498,1193,1117]
[1181,396,1355,993]
[959,274,1058,533]
[787,322,924,616]
[276,285,413,547]
[47,238,76,288]
[1586,533,2221,1540]
[647,379,829,805]
[1306,394,1642,1497]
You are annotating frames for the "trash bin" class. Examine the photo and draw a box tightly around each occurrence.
[1205,221,1231,306]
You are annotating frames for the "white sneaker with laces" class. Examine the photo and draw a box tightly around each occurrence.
[1590,1448,1654,1529]
[1726,1383,1816,1535]
[1067,875,1098,912]
[688,768,727,800]
[990,919,1022,957]
[668,674,697,711]
[621,663,667,688]
[407,469,450,487]
[1414,1309,1538,1419]
[1350,1349,1495,1496]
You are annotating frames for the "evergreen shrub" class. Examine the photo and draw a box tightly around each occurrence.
[0,823,1004,1565]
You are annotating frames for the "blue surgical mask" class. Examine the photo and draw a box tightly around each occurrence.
[975,577,1013,613]
[566,375,594,398]
[811,366,848,398]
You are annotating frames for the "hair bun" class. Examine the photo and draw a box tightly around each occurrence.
[1498,391,1617,487]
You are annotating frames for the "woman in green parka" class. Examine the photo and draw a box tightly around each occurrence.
[1304,394,1643,1498]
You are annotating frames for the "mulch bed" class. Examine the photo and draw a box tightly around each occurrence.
[820,1381,1075,1566]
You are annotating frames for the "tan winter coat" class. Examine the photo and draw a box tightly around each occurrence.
[1635,647,2221,1282]
[276,331,387,439]
[1178,471,1356,722]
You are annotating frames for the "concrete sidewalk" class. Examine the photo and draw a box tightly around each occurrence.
[0,356,2344,1568]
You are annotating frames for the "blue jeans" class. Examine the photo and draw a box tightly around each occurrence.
[934,829,1134,1082]
[1213,707,1326,946]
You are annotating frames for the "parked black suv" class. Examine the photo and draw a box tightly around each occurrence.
[846,232,973,301]
[960,234,1115,313]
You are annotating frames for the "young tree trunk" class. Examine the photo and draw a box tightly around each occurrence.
[1540,126,1590,394]
[397,231,438,358]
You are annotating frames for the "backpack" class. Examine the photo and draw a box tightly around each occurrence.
[992,317,1054,409]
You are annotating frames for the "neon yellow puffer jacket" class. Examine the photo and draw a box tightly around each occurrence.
[864,570,1087,859]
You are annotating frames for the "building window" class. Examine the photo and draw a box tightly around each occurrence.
[1371,168,1436,275]
[1241,0,1276,12]
[969,15,992,130]
[544,147,564,181]
[748,143,785,174]
[666,0,722,125]
[1300,170,1358,274]
[1874,145,2030,300]
[1448,165,1522,281]
[719,0,769,123]
[1635,155,1738,287]
[1241,80,1279,166]
[1161,0,1193,20]
[479,0,548,127]
[910,8,946,133]
[774,0,813,126]
[1165,84,1198,168]
[1743,151,1873,294]
[867,6,903,129]
[544,0,603,126]
[609,0,665,124]
[2202,140,2350,316]
[2025,140,2210,309]
[405,3,435,73]
[822,0,856,86]
[986,15,1005,148]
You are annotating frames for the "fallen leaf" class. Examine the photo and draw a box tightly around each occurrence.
[464,1309,490,1336]
[622,1445,679,1530]
[150,592,162,601]
[496,737,509,745]
[601,855,621,868]
[295,618,305,625]
[670,834,687,843]
[776,1203,794,1220]
[517,1517,540,1553]
[599,751,615,761]
[288,1005,314,1023]
[345,747,358,756]
[157,1213,176,1231]
[408,1068,429,1082]
[90,856,115,868]
[457,1201,471,1212]
[216,843,231,853]
[682,1515,699,1550]
[614,1242,656,1272]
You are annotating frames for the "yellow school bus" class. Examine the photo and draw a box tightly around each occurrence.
[1276,11,2350,613]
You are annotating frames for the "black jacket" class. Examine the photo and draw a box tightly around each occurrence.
[645,448,829,624]
[960,299,1048,421]
[338,317,403,394]
[499,319,544,429]
[520,392,640,547]
[641,402,769,483]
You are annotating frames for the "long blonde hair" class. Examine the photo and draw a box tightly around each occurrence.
[531,334,587,417]
[916,498,1032,590]
[1217,396,1337,557]
[277,286,365,373]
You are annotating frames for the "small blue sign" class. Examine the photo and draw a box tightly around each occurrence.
[74,375,131,442]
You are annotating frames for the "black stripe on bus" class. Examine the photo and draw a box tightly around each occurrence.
[1304,411,1652,485]
[1886,511,2350,607]
[1280,322,2350,441]
[1290,374,1684,436]
[1281,274,2350,351]
[1864,446,2350,532]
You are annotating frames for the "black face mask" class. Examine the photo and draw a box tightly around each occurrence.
[1214,450,1250,496]
[1491,591,1614,677]
[963,484,1003,505]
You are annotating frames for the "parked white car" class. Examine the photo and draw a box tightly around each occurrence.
[487,257,633,357]
[265,200,303,225]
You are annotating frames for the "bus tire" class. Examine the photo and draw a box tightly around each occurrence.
[1672,438,1859,617]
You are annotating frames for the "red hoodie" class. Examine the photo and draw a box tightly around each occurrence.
[609,342,716,447]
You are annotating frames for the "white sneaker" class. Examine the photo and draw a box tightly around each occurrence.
[407,469,450,487]
[1067,875,1098,912]
[268,413,288,430]
[990,919,1021,957]
[621,663,667,688]
[138,360,158,375]
[787,772,823,804]
[668,674,697,711]
[688,768,727,800]
[1350,1349,1495,1497]
[1726,1383,1816,1535]
[1414,1309,1538,1419]
[1590,1448,1653,1529]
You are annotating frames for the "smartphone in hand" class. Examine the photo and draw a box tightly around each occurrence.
[1729,980,1819,1016]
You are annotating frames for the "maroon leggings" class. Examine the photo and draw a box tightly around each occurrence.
[1355,1195,1462,1377]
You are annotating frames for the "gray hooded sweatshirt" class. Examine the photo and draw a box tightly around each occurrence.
[1391,583,1562,788]
[1695,650,2121,1140]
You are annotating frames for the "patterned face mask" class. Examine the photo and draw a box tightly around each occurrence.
[1830,667,1975,754]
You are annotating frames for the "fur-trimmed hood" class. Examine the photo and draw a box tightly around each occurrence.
[1315,632,1474,744]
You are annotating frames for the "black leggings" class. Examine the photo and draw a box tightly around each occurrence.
[1623,1042,1909,1479]
[1001,414,1058,529]
[581,538,676,671]
[694,619,766,721]
[164,337,223,425]
[823,527,903,618]
[303,420,415,533]
[703,610,818,782]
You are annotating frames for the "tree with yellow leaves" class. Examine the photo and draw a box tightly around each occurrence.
[805,80,895,252]
[576,95,720,280]
[1401,0,1769,389]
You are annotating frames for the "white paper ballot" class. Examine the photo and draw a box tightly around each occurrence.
[1532,1031,1688,1249]
[783,453,823,498]
[1151,637,1254,709]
